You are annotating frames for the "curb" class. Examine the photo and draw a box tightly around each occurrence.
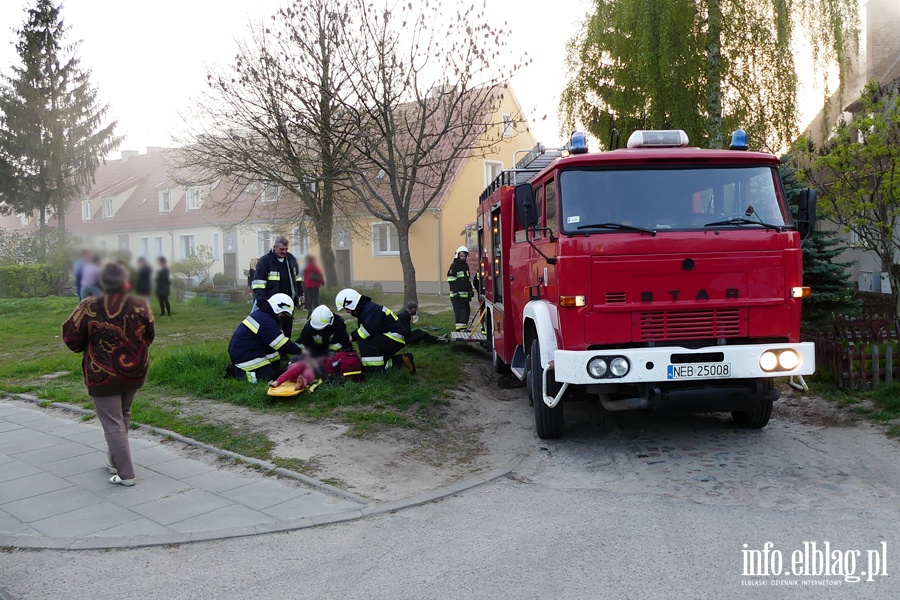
[10,393,368,505]
[0,468,512,551]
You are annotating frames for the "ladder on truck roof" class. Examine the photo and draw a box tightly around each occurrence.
[478,143,563,204]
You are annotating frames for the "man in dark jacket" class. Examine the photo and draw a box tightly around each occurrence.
[135,257,153,297]
[447,245,473,331]
[252,236,304,338]
[397,301,442,345]
[227,293,302,383]
[336,288,415,374]
[296,305,353,357]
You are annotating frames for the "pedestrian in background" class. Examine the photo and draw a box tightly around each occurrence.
[155,256,171,316]
[135,257,152,297]
[303,255,325,319]
[73,249,90,300]
[80,254,102,299]
[62,262,155,487]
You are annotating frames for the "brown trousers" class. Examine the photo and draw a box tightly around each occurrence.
[92,390,137,480]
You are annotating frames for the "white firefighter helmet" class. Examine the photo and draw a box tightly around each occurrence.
[455,245,469,259]
[268,293,294,316]
[310,305,335,330]
[335,288,362,312]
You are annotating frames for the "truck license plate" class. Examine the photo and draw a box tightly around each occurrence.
[667,363,731,379]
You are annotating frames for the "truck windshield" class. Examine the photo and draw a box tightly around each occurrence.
[558,166,789,233]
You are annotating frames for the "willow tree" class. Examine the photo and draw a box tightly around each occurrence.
[561,0,859,150]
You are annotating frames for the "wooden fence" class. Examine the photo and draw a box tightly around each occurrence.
[807,311,900,389]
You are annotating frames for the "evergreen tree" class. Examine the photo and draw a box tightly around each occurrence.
[780,156,858,330]
[0,0,120,230]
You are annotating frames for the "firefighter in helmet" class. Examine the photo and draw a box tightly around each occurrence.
[447,245,473,331]
[226,293,303,383]
[296,305,353,358]
[336,288,415,374]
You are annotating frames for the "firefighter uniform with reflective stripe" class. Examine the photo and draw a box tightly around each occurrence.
[296,313,353,358]
[228,308,302,382]
[447,256,473,331]
[350,296,406,371]
[251,250,304,338]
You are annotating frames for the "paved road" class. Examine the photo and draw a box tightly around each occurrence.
[2,402,899,599]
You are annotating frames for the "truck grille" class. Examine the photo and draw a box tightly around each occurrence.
[605,292,626,304]
[639,308,741,341]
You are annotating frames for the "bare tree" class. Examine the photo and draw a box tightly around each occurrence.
[173,0,356,287]
[339,0,527,303]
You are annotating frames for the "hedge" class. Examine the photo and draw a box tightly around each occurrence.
[0,264,67,298]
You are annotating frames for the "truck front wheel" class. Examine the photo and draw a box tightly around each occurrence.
[731,380,774,428]
[528,339,564,439]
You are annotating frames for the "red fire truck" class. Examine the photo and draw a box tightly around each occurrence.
[477,129,817,438]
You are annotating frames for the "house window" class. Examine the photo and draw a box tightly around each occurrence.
[178,235,195,260]
[502,113,513,138]
[186,187,202,210]
[139,237,149,258]
[153,236,164,259]
[102,198,113,219]
[212,233,220,261]
[372,222,399,256]
[294,226,309,258]
[159,190,172,213]
[82,201,92,221]
[484,160,503,186]
[257,230,271,257]
[21,214,29,227]
[262,184,279,203]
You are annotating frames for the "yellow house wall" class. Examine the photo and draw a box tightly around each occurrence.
[349,90,537,294]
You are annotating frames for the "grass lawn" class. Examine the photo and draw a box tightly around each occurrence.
[0,289,475,458]
[814,380,900,437]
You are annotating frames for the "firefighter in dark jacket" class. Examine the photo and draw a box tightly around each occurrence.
[447,245,473,331]
[296,306,353,357]
[227,293,302,383]
[397,301,442,345]
[336,288,415,374]
[251,236,304,338]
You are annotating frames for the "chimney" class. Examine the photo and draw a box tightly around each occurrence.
[121,150,139,161]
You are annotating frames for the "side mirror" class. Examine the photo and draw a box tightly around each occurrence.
[796,188,817,239]
[515,184,538,229]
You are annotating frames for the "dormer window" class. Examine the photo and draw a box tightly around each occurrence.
[102,197,113,219]
[82,200,92,221]
[186,187,202,210]
[159,189,172,213]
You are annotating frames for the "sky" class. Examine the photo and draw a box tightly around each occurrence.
[0,0,589,156]
[0,0,856,158]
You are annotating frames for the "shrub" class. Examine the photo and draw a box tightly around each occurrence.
[0,264,67,298]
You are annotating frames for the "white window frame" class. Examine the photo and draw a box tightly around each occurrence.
[186,187,202,210]
[159,189,172,213]
[257,231,272,257]
[262,184,280,203]
[484,160,503,187]
[153,236,164,259]
[212,233,220,261]
[372,222,400,256]
[102,197,113,219]
[82,200,92,221]
[21,214,29,227]
[178,234,196,260]
[501,113,513,138]
[138,237,149,259]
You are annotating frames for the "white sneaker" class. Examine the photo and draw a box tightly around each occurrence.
[109,475,135,487]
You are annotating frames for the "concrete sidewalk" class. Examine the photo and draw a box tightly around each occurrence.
[0,399,365,549]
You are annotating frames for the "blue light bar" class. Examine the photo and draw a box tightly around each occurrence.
[729,128,748,151]
[568,131,588,154]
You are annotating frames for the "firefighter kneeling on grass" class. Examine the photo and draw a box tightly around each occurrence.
[226,293,302,383]
[335,288,416,375]
[447,245,473,332]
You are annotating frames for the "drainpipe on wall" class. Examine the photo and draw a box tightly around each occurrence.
[433,208,443,296]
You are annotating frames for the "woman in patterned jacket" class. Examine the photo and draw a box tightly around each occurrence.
[62,262,155,487]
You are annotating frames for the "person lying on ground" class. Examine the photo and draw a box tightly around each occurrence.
[269,353,319,391]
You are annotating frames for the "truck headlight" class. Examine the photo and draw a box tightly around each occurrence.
[778,350,800,370]
[587,357,607,378]
[610,357,630,377]
[760,351,778,372]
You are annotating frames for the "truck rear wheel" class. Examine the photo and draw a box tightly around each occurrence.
[528,339,564,439]
[731,380,774,428]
